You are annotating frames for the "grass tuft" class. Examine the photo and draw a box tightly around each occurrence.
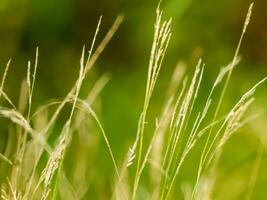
[0,2,265,200]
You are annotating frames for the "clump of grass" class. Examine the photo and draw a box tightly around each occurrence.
[0,2,265,200]
[124,2,265,200]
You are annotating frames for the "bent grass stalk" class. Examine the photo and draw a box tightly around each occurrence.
[0,15,123,200]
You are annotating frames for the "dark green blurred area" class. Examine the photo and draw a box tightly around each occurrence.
[0,0,267,198]
[1,0,267,94]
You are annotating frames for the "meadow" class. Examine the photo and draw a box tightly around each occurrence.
[0,1,266,199]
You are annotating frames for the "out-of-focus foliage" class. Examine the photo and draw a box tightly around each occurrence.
[0,0,267,199]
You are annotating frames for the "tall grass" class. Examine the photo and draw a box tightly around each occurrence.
[0,2,265,200]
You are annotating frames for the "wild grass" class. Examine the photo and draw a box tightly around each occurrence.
[0,2,266,200]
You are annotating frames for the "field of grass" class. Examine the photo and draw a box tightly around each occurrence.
[0,1,267,200]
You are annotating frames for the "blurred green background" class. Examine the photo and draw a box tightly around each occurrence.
[0,0,267,199]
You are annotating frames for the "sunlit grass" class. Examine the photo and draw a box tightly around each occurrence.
[0,2,265,200]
